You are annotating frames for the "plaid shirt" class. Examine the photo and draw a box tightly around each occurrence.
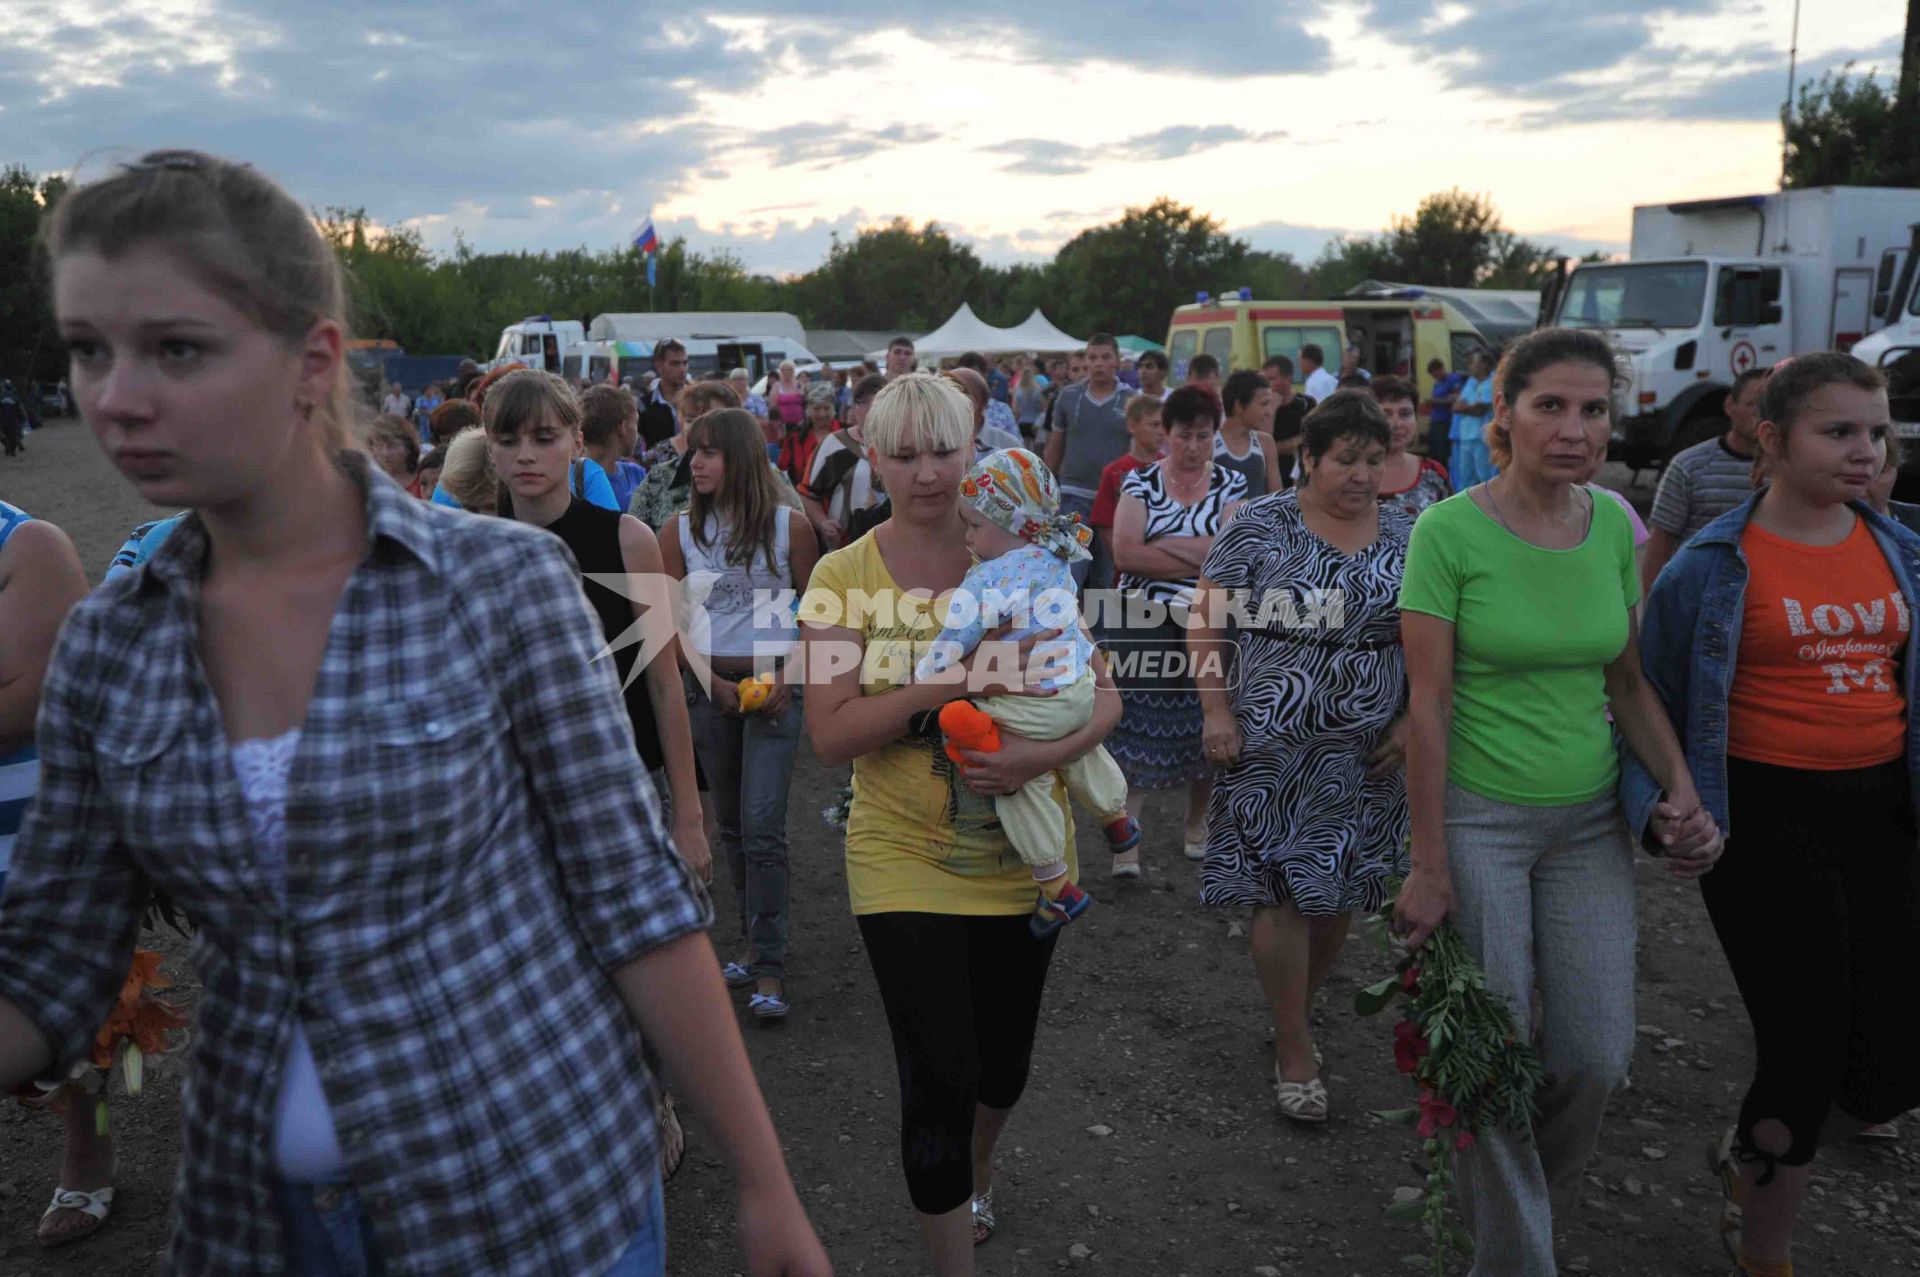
[0,454,710,1276]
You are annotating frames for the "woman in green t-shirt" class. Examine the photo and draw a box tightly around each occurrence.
[1394,328,1722,1274]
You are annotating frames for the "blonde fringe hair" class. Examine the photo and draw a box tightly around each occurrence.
[41,149,360,455]
[437,426,497,512]
[863,372,972,455]
[1125,394,1164,426]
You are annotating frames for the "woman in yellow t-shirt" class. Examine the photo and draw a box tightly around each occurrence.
[799,374,1121,1260]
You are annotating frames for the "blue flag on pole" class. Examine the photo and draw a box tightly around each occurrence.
[646,253,657,288]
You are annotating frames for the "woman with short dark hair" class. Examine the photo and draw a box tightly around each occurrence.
[1396,328,1716,1273]
[1107,383,1247,869]
[1189,389,1412,1124]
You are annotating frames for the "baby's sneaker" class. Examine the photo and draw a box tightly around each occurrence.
[1101,814,1142,853]
[1031,880,1093,938]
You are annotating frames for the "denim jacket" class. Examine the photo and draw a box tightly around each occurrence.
[1620,492,1920,842]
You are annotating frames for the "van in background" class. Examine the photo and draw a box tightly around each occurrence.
[1164,284,1535,405]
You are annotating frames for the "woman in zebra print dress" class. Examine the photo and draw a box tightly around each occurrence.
[1189,390,1412,1124]
[1107,384,1247,870]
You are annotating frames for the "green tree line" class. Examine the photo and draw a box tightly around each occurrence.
[2,178,1562,384]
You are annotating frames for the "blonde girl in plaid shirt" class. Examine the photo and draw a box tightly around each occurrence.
[0,151,830,1277]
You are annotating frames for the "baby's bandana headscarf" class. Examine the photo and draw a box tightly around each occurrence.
[959,447,1092,563]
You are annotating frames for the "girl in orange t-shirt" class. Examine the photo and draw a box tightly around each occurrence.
[1692,355,1920,1277]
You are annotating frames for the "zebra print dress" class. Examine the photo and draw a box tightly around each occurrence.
[1196,491,1413,914]
[1106,462,1248,790]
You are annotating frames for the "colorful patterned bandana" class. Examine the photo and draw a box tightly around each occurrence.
[959,447,1092,563]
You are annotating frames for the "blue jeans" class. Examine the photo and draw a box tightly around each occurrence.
[686,676,802,979]
[280,1176,666,1276]
[1058,491,1103,592]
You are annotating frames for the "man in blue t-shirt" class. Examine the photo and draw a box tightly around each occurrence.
[1424,357,1466,469]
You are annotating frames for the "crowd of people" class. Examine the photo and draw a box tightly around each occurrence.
[0,148,1914,1277]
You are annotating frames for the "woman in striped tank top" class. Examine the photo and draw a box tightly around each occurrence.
[1108,385,1247,867]
[0,502,100,1247]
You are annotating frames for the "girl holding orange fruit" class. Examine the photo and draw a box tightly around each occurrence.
[662,408,819,1021]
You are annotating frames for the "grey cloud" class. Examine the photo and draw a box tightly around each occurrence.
[1510,38,1902,128]
[978,139,1095,176]
[1367,0,1891,125]
[982,125,1286,176]
[763,0,1334,77]
[5,1,751,220]
[1130,125,1286,160]
[749,122,944,168]
[1365,0,1721,90]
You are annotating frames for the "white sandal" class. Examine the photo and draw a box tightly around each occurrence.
[39,1186,113,1248]
[1274,1066,1328,1124]
[971,1185,996,1245]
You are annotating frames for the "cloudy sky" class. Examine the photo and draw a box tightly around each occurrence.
[0,0,1905,275]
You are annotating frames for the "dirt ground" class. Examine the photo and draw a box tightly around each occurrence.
[0,418,1915,1276]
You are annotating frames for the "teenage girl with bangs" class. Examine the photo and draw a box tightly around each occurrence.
[660,408,817,1022]
[1627,352,1920,1277]
[0,149,826,1277]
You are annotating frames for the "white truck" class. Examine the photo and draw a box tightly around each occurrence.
[1544,186,1920,466]
[490,316,587,375]
[1847,221,1920,440]
[488,313,818,384]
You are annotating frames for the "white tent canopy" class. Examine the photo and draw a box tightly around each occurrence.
[1000,309,1083,352]
[864,303,1085,361]
[865,303,1007,360]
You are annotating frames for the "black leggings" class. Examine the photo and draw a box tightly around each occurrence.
[1705,757,1920,1171]
[856,912,1058,1214]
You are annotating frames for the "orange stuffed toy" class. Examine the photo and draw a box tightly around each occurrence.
[939,700,1000,768]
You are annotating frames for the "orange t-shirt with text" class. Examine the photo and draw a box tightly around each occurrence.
[1727,517,1909,769]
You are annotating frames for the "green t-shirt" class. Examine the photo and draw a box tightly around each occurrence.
[1398,489,1639,806]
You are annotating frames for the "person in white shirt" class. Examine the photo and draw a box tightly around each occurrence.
[380,382,411,418]
[1299,344,1339,402]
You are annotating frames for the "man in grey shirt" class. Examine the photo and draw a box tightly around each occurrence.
[1042,332,1135,588]
[1642,367,1769,584]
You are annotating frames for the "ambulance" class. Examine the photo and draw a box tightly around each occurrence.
[1164,284,1537,407]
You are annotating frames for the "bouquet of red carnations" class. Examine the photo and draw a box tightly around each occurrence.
[1355,881,1545,1275]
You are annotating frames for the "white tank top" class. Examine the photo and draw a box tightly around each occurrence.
[678,510,797,659]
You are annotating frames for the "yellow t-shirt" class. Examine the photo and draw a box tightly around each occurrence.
[799,533,1077,916]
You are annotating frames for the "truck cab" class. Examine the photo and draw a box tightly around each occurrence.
[1549,188,1920,467]
[1553,256,1787,464]
[490,317,587,376]
[1849,223,1920,442]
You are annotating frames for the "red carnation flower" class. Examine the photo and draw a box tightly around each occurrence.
[1392,1018,1431,1075]
[1416,1088,1457,1138]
